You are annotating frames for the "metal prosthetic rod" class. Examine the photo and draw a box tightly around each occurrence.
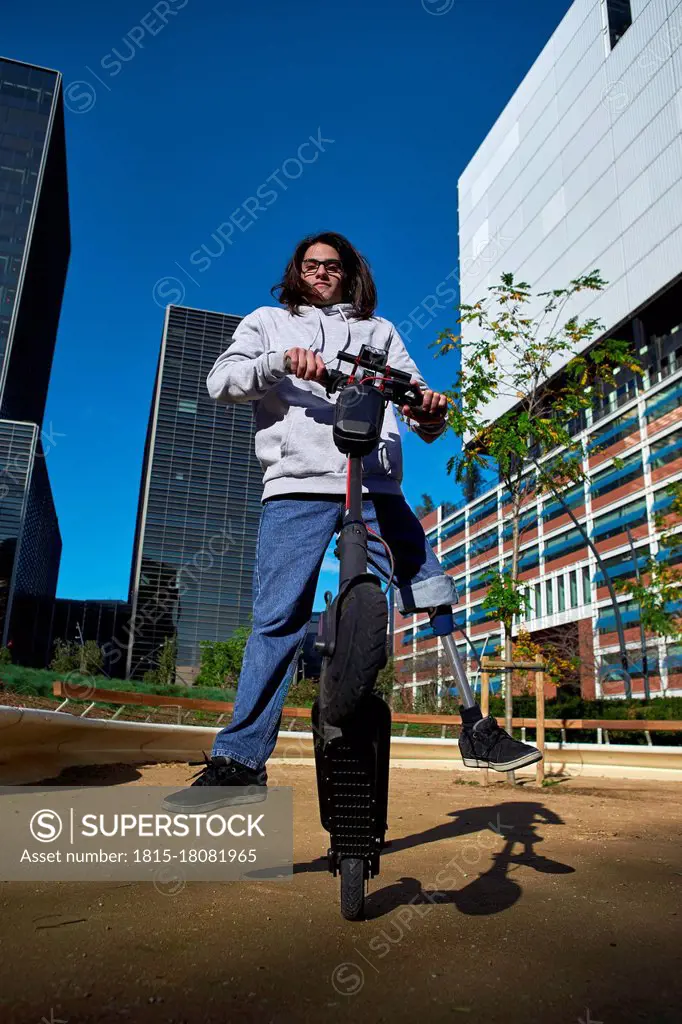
[429,605,477,710]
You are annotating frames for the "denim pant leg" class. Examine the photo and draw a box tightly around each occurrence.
[212,497,341,769]
[363,495,458,613]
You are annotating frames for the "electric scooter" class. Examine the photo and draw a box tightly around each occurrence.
[309,344,477,920]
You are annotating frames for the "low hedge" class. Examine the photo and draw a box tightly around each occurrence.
[0,665,236,705]
[489,694,682,721]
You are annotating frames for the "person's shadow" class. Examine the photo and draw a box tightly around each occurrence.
[295,801,575,920]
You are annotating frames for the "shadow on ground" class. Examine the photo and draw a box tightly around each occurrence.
[296,800,576,918]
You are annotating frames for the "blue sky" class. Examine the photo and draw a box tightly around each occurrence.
[3,0,571,606]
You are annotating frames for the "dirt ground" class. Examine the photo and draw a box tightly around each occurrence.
[0,762,680,1024]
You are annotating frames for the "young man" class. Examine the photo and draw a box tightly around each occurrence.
[166,232,540,810]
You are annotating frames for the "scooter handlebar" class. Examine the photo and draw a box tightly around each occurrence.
[283,354,422,407]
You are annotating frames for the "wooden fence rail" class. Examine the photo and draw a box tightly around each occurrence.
[52,682,682,732]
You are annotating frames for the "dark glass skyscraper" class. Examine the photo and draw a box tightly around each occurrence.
[0,58,70,427]
[127,306,263,680]
[0,57,69,657]
[0,423,61,660]
[0,58,68,655]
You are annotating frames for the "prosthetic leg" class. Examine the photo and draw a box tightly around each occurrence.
[429,604,543,773]
[428,603,485,729]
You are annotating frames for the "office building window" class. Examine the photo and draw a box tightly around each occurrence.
[541,483,584,524]
[593,545,650,587]
[645,378,682,424]
[469,567,495,594]
[544,526,586,563]
[469,494,498,527]
[558,575,566,612]
[588,409,639,453]
[469,527,498,558]
[596,598,640,634]
[502,508,537,540]
[592,497,647,543]
[583,566,591,604]
[591,451,642,499]
[569,570,578,608]
[649,428,682,470]
[606,1,632,50]
[470,603,499,627]
[545,579,554,615]
[534,583,542,618]
[441,543,466,571]
[440,514,465,543]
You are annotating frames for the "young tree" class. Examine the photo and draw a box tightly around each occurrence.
[433,271,641,732]
[81,639,104,675]
[50,638,102,675]
[157,634,177,686]
[415,493,436,518]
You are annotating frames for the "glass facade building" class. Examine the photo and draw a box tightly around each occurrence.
[0,422,61,661]
[0,58,70,428]
[127,305,263,680]
[0,58,68,661]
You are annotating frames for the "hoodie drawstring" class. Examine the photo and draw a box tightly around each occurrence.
[313,305,353,372]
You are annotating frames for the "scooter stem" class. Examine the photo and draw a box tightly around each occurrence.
[338,456,368,589]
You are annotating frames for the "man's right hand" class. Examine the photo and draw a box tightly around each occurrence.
[284,347,327,382]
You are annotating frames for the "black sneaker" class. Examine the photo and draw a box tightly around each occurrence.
[459,713,542,773]
[161,753,267,812]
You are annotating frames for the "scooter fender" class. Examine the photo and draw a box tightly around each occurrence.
[314,573,382,658]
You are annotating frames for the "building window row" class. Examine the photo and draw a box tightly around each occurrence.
[591,451,643,499]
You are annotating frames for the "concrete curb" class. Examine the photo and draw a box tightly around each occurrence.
[1,705,681,783]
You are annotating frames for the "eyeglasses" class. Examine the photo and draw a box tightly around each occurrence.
[301,258,344,277]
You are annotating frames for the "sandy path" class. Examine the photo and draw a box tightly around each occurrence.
[0,762,680,1024]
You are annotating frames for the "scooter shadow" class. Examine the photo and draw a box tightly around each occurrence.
[362,871,520,920]
[294,801,575,919]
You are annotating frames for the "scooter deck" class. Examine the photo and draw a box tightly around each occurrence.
[312,693,391,876]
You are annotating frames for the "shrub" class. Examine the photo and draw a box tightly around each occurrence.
[49,638,104,675]
[196,628,251,689]
[285,677,319,707]
[375,658,398,706]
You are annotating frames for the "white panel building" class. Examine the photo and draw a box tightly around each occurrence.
[458,0,682,423]
[394,1,682,702]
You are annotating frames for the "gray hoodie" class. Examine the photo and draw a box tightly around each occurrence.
[206,303,442,500]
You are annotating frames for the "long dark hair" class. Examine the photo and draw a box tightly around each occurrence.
[271,231,377,319]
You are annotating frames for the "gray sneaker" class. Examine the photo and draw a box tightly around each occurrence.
[161,753,267,812]
[459,715,542,772]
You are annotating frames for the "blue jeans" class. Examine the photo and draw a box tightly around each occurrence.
[212,494,456,769]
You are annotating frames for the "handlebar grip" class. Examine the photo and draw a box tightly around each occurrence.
[283,353,336,388]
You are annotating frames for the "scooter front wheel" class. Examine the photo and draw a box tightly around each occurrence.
[340,856,366,921]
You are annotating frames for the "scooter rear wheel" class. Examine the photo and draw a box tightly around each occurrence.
[321,580,388,726]
[340,857,366,920]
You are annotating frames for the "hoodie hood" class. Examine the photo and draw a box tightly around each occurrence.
[310,302,355,317]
